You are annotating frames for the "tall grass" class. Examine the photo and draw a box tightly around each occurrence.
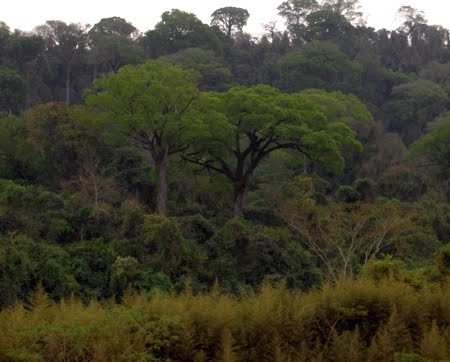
[0,278,448,361]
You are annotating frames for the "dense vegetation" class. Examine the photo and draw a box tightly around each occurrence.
[1,279,449,361]
[0,0,449,360]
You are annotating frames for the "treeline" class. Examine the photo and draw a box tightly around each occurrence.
[0,0,449,316]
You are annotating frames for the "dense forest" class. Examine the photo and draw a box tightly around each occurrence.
[0,0,449,360]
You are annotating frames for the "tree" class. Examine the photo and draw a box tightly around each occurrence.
[85,61,201,215]
[3,33,44,71]
[24,102,91,185]
[88,33,143,75]
[183,85,362,217]
[0,66,26,115]
[420,62,450,95]
[397,6,427,36]
[87,22,141,75]
[277,0,320,40]
[278,178,431,281]
[89,17,138,38]
[162,48,234,91]
[277,42,362,93]
[87,17,143,76]
[211,7,250,38]
[321,0,364,24]
[303,10,354,43]
[141,9,222,58]
[34,21,88,104]
[409,116,450,180]
[383,79,448,144]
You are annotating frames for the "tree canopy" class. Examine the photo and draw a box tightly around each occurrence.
[85,60,202,215]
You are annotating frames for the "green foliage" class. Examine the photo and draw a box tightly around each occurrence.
[377,165,428,202]
[336,185,361,202]
[142,9,222,58]
[383,79,449,144]
[85,60,203,215]
[68,240,117,300]
[436,243,450,276]
[409,116,450,180]
[1,10,450,361]
[304,9,354,42]
[205,219,322,292]
[0,66,26,115]
[278,42,362,92]
[211,7,250,37]
[361,255,406,282]
[162,47,234,91]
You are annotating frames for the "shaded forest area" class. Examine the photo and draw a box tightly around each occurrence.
[0,0,449,359]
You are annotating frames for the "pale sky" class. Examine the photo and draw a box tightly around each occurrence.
[2,0,449,36]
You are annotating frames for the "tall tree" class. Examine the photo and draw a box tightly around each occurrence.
[34,21,88,104]
[88,17,142,75]
[277,0,320,40]
[183,85,362,217]
[24,102,91,186]
[141,9,222,58]
[0,66,26,115]
[303,10,354,44]
[85,61,201,215]
[321,0,364,24]
[397,5,427,36]
[89,17,138,38]
[210,7,250,37]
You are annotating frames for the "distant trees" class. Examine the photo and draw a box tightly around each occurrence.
[0,66,26,115]
[278,42,362,92]
[383,80,448,144]
[34,21,88,104]
[88,17,142,75]
[141,9,222,58]
[321,0,364,24]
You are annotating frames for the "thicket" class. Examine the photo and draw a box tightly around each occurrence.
[0,278,449,361]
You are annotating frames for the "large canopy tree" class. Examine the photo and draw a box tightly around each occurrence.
[321,0,364,24]
[277,0,320,40]
[210,7,250,37]
[141,9,222,58]
[88,17,142,75]
[183,85,362,217]
[34,21,88,104]
[85,61,202,215]
[89,17,138,38]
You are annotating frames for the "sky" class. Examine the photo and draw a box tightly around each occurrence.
[2,0,450,36]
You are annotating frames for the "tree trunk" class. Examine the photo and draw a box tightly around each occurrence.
[155,150,169,216]
[65,67,71,105]
[233,185,246,218]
